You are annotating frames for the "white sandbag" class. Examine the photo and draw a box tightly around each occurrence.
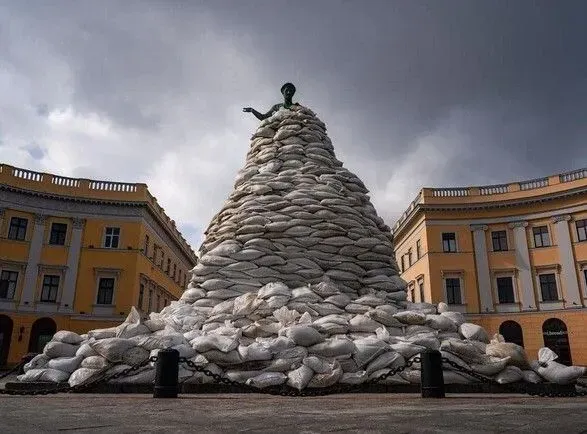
[246,372,287,388]
[258,282,291,298]
[69,367,100,387]
[201,349,242,365]
[88,327,117,340]
[182,287,206,302]
[18,368,70,383]
[393,311,426,325]
[144,319,166,332]
[440,311,465,326]
[390,342,426,360]
[531,360,586,385]
[44,341,79,358]
[406,333,441,351]
[273,306,301,327]
[284,325,325,346]
[90,338,137,362]
[485,342,529,369]
[52,331,84,345]
[366,352,404,375]
[538,347,558,363]
[339,371,368,384]
[238,343,273,361]
[366,309,403,327]
[309,338,356,358]
[440,351,471,371]
[400,369,421,384]
[522,369,542,384]
[287,365,315,390]
[81,356,110,370]
[46,355,83,374]
[24,354,49,372]
[494,365,523,384]
[225,370,265,382]
[349,315,382,333]
[307,363,343,388]
[441,339,487,364]
[437,302,449,313]
[459,323,489,343]
[311,279,341,297]
[470,357,510,376]
[116,323,150,339]
[192,335,239,353]
[171,343,197,359]
[210,299,235,316]
[426,315,457,332]
[257,336,296,354]
[324,293,352,308]
[303,356,333,374]
[122,346,151,366]
[353,337,390,368]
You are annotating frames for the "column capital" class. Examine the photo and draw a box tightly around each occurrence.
[552,214,572,223]
[508,221,528,229]
[34,213,48,225]
[72,217,85,229]
[470,224,488,231]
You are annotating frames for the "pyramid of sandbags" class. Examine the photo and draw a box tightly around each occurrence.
[17,106,586,390]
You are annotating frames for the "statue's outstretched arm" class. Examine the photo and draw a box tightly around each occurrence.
[243,104,280,121]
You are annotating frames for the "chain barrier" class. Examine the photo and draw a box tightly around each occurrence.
[0,356,157,396]
[441,357,587,398]
[178,356,418,397]
[0,360,26,381]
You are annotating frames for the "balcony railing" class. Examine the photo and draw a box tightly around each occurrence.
[519,177,549,191]
[560,168,587,183]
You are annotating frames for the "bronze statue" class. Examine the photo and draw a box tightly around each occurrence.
[243,83,297,120]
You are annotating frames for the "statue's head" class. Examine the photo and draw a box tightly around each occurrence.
[281,82,296,98]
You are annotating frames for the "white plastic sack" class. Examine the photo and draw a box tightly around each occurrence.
[191,335,239,353]
[46,355,83,374]
[24,354,49,372]
[531,359,586,385]
[44,341,79,358]
[90,338,137,362]
[459,323,489,343]
[307,364,343,388]
[246,372,287,388]
[52,331,84,345]
[494,366,523,384]
[393,311,426,325]
[69,367,100,387]
[18,368,70,383]
[308,338,356,358]
[238,343,273,361]
[485,342,529,368]
[284,325,325,347]
[81,356,110,370]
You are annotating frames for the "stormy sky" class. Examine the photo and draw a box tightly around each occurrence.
[1,1,586,249]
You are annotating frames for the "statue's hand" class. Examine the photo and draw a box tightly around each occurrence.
[242,107,253,113]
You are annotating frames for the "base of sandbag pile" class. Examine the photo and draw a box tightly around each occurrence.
[4,380,577,395]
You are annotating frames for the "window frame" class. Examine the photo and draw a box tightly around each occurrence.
[40,274,60,303]
[48,222,68,246]
[491,230,508,252]
[496,276,516,304]
[96,277,115,305]
[576,219,587,242]
[418,278,425,302]
[444,277,463,305]
[533,225,551,248]
[416,239,422,259]
[8,217,28,241]
[538,273,559,302]
[442,232,457,253]
[103,227,120,249]
[0,270,19,300]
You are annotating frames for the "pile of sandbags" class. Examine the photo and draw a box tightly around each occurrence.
[16,106,587,390]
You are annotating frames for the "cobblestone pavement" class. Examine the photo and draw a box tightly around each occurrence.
[2,393,587,433]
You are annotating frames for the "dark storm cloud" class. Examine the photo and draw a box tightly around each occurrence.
[1,0,586,246]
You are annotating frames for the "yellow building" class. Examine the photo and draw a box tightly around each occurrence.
[0,163,197,366]
[393,168,587,366]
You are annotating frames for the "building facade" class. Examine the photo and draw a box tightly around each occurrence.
[393,168,587,366]
[0,164,197,365]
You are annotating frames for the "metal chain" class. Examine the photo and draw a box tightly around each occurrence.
[0,360,26,380]
[441,357,587,398]
[0,356,157,396]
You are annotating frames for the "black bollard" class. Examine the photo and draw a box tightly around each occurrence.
[420,349,445,398]
[153,349,179,398]
[19,353,38,375]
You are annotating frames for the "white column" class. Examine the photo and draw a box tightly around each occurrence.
[59,218,85,313]
[19,213,47,310]
[552,215,582,307]
[471,224,494,312]
[508,221,536,311]
[0,208,5,234]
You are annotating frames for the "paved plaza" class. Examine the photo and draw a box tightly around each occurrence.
[2,393,587,433]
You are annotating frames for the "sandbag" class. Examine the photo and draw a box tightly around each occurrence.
[46,355,83,374]
[69,367,100,387]
[339,371,368,384]
[459,323,489,343]
[238,343,273,361]
[52,331,84,345]
[485,342,529,369]
[246,372,287,388]
[426,315,457,332]
[366,352,404,375]
[122,346,151,366]
[494,365,523,384]
[353,337,390,367]
[18,368,70,383]
[303,356,333,374]
[309,338,356,358]
[522,369,542,384]
[90,338,137,362]
[531,360,586,385]
[81,356,110,370]
[191,335,239,353]
[470,357,510,376]
[393,311,426,325]
[24,354,49,372]
[307,363,343,388]
[284,325,325,346]
[287,365,314,390]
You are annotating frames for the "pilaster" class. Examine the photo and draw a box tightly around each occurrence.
[470,224,494,312]
[19,213,47,310]
[59,218,85,312]
[508,221,536,310]
[551,214,582,307]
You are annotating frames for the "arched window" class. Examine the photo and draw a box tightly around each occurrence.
[28,317,57,354]
[499,320,524,347]
[542,318,572,366]
[0,315,14,366]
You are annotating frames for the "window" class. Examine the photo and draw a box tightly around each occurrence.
[491,230,508,251]
[407,249,413,266]
[442,233,457,253]
[156,295,161,312]
[148,289,153,312]
[539,273,558,301]
[183,275,187,288]
[164,298,168,307]
[173,264,177,280]
[400,256,405,273]
[416,240,422,259]
[418,279,425,302]
[104,227,120,248]
[0,270,18,299]
[8,217,28,241]
[144,235,150,256]
[179,269,182,285]
[96,277,115,305]
[577,219,587,242]
[49,223,67,245]
[584,269,587,293]
[166,258,171,274]
[138,284,145,310]
[496,277,515,303]
[445,278,462,304]
[40,275,60,302]
[533,226,550,248]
